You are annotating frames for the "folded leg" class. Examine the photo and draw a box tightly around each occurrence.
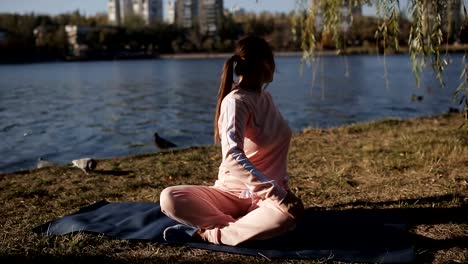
[200,198,296,246]
[160,185,251,229]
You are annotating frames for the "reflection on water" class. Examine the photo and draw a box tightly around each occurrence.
[0,55,460,173]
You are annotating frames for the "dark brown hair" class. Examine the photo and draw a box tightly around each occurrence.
[213,36,275,144]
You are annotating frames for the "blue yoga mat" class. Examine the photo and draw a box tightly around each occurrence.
[33,200,414,263]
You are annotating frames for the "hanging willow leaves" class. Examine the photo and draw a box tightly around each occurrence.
[293,0,468,119]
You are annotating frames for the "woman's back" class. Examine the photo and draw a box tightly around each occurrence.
[217,88,292,191]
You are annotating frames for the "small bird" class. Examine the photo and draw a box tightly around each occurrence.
[411,94,424,102]
[154,132,177,149]
[72,158,97,174]
[37,157,56,169]
[448,107,460,114]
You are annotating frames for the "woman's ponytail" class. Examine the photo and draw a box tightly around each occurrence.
[213,55,237,144]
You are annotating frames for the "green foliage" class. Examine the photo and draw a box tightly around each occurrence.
[0,12,184,60]
[293,0,468,118]
[375,0,400,52]
[123,14,146,28]
[0,11,106,62]
[455,54,468,119]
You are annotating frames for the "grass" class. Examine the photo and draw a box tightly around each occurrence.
[0,113,467,263]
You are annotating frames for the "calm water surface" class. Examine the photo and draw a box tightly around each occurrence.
[0,55,461,173]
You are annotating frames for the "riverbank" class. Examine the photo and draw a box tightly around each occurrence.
[158,51,306,59]
[143,44,468,60]
[0,113,467,263]
[3,43,468,64]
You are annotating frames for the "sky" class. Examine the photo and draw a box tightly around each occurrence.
[0,0,377,17]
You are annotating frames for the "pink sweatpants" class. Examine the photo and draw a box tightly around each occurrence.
[159,185,297,246]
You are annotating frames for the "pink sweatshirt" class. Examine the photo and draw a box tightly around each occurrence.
[214,87,292,202]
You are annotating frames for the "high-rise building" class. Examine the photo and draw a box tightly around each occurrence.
[166,0,176,24]
[175,0,223,35]
[108,0,121,25]
[176,0,198,28]
[198,0,223,35]
[133,0,163,24]
[108,0,163,25]
[108,0,133,25]
[313,0,362,32]
[121,0,134,21]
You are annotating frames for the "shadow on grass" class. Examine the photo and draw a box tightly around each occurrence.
[0,255,193,264]
[26,194,468,263]
[225,194,468,263]
[329,193,468,226]
[93,170,132,176]
[304,194,468,263]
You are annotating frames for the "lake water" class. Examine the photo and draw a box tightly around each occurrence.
[0,54,462,173]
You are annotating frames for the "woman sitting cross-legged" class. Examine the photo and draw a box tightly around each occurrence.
[159,35,304,246]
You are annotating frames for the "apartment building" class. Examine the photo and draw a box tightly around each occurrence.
[175,0,198,28]
[175,0,223,35]
[166,0,175,24]
[198,0,223,35]
[108,0,132,25]
[314,0,362,32]
[133,0,163,24]
[108,0,163,25]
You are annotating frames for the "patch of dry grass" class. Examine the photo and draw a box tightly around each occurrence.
[0,113,467,263]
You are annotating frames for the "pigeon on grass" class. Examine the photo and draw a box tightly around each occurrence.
[36,157,57,169]
[154,132,177,149]
[72,158,97,174]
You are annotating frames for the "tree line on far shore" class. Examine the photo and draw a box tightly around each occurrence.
[1,10,468,63]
